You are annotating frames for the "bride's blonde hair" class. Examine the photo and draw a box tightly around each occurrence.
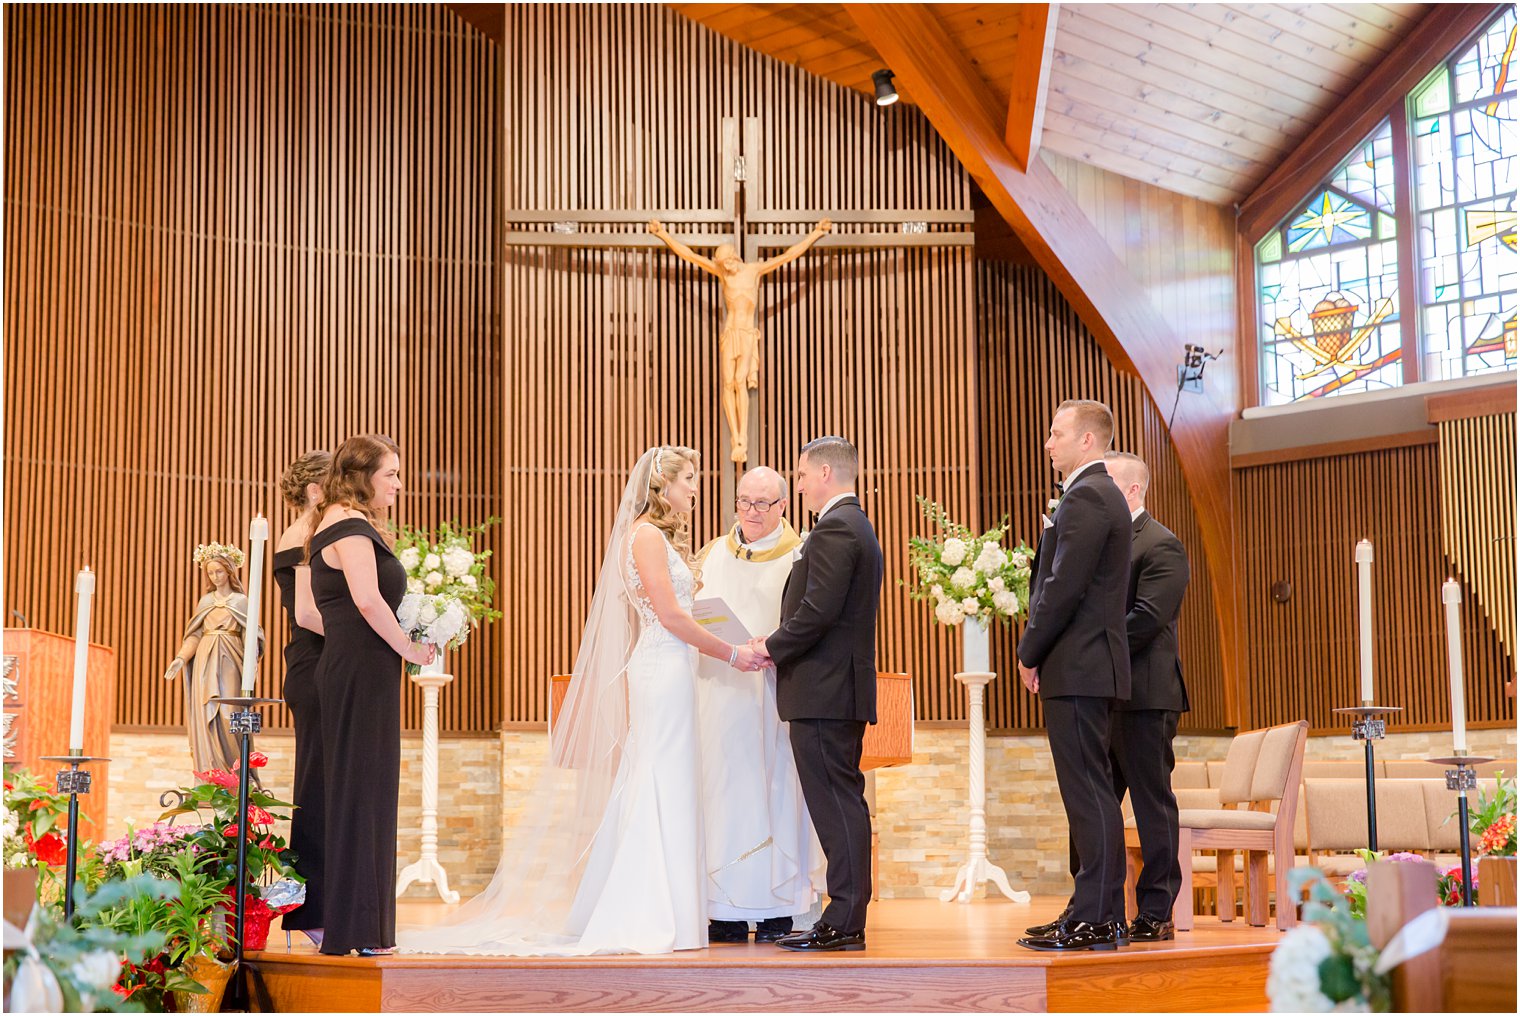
[643,445,701,575]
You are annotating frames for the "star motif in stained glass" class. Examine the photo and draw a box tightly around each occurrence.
[1287,192,1372,252]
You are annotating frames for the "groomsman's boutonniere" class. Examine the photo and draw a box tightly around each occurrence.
[793,529,810,562]
[1042,494,1061,530]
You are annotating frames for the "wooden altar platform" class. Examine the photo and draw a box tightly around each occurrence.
[246,897,1277,1012]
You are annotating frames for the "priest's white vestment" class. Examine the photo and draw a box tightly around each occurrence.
[696,520,826,921]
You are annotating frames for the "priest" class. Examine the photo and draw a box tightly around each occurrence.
[696,466,825,944]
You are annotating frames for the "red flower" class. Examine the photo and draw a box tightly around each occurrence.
[235,751,269,770]
[247,805,275,826]
[30,830,67,866]
[28,799,47,812]
[4,780,13,790]
[196,769,239,790]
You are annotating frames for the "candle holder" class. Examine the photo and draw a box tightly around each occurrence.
[1427,754,1492,907]
[208,695,283,1010]
[1330,705,1402,852]
[39,754,111,922]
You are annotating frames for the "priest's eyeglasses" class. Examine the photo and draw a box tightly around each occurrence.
[735,496,783,512]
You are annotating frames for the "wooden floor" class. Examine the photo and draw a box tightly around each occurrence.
[246,897,1278,1012]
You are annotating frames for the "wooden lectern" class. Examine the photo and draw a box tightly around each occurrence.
[3,629,116,837]
[548,671,913,770]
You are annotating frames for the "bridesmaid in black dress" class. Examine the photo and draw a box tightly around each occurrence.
[272,450,331,949]
[305,434,434,956]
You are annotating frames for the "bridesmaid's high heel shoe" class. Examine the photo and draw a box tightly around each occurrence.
[357,946,395,956]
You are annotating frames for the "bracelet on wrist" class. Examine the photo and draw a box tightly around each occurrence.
[728,645,739,668]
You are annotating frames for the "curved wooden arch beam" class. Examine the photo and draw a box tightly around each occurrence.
[845,2,1241,721]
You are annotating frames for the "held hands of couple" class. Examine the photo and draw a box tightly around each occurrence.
[727,638,772,673]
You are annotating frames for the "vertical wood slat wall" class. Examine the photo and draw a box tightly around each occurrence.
[1235,443,1513,733]
[500,4,981,726]
[1438,412,1517,662]
[977,263,1227,731]
[3,3,504,733]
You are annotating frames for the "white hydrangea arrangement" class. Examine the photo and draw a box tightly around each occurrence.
[902,497,1034,627]
[393,517,502,672]
[1267,868,1391,1012]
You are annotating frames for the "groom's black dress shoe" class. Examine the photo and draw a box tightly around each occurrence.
[775,921,865,952]
[1023,904,1073,938]
[708,920,750,944]
[753,917,792,943]
[1016,919,1121,952]
[1128,915,1175,942]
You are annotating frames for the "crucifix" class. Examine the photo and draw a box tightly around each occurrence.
[502,116,974,502]
[647,217,833,464]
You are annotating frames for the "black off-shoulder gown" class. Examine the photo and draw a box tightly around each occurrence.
[308,519,406,955]
[272,546,326,933]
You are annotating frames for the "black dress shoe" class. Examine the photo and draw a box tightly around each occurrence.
[1024,904,1074,938]
[708,919,750,943]
[1017,919,1121,952]
[775,920,865,952]
[1128,915,1175,941]
[754,917,793,943]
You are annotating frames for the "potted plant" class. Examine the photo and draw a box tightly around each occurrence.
[158,755,304,951]
[3,873,174,1013]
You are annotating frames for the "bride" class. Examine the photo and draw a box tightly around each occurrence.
[398,446,766,955]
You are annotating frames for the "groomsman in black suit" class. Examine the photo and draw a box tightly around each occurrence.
[1102,451,1190,940]
[1049,451,1194,939]
[755,436,883,952]
[1015,400,1133,953]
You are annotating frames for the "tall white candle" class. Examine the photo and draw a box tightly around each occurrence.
[68,567,96,754]
[1442,579,1467,753]
[239,515,269,694]
[1355,540,1374,704]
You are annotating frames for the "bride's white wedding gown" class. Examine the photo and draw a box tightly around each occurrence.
[397,523,707,955]
[565,525,707,951]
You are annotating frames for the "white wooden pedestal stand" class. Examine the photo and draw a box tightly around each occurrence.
[395,659,460,904]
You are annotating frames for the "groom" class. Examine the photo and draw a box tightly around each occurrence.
[753,436,883,952]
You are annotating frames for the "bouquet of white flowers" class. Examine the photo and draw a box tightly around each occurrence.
[902,497,1034,627]
[393,517,501,673]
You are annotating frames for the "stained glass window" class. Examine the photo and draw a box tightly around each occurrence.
[1257,120,1403,405]
[1255,9,1518,404]
[1411,8,1518,381]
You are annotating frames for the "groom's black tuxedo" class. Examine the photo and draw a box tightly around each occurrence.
[769,496,882,723]
[766,495,883,936]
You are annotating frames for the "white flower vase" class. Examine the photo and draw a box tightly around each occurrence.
[961,616,990,674]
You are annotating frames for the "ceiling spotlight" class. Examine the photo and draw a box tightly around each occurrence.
[872,69,898,106]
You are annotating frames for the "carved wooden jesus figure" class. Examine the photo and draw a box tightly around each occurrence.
[649,218,833,463]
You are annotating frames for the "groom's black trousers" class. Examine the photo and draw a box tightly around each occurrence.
[789,718,871,935]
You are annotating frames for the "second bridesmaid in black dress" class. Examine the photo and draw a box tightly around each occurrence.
[305,435,433,956]
[273,450,331,948]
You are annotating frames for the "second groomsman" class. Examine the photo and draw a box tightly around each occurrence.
[1104,451,1190,941]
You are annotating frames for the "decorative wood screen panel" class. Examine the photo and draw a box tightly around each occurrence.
[1438,411,1517,660]
[978,263,1227,732]
[1236,442,1513,733]
[3,3,504,733]
[499,3,983,726]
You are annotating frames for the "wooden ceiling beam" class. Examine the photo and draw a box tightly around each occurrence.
[844,1,1242,722]
[1003,3,1059,170]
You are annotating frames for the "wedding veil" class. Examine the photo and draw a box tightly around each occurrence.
[397,448,663,954]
